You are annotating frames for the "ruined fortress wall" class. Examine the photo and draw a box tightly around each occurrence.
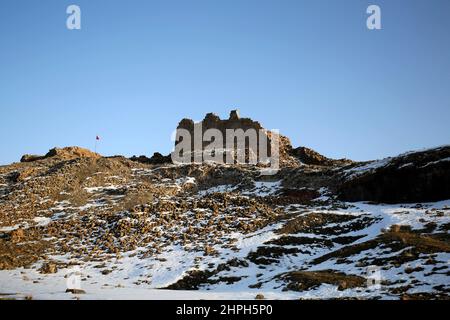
[174,110,273,163]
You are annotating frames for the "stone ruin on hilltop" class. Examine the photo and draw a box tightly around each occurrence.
[173,110,295,167]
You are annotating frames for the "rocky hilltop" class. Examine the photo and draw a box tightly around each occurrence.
[174,110,298,166]
[0,112,449,300]
[21,147,101,163]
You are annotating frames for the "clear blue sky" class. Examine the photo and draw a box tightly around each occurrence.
[1,0,449,165]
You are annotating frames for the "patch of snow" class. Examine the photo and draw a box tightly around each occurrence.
[421,157,450,168]
[175,177,196,186]
[343,158,392,179]
[84,185,120,193]
[0,223,28,232]
[33,217,52,227]
[242,180,282,197]
[198,184,238,196]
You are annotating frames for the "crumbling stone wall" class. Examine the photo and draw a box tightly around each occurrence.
[174,110,273,164]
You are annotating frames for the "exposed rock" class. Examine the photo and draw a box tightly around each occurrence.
[20,154,45,163]
[390,225,412,233]
[66,288,86,294]
[129,155,151,164]
[280,270,366,291]
[338,146,450,203]
[149,152,172,164]
[40,262,58,274]
[130,152,172,165]
[311,228,450,266]
[291,146,352,166]
[8,168,41,183]
[45,147,101,160]
[8,171,21,183]
[10,228,25,243]
[265,188,320,205]
[20,146,100,163]
[0,235,49,270]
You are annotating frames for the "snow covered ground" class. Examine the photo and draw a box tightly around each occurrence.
[1,196,449,300]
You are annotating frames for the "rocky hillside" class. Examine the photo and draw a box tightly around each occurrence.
[0,115,449,300]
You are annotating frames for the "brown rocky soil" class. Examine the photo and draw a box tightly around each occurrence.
[280,270,366,291]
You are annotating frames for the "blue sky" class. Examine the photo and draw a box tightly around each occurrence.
[1,0,449,165]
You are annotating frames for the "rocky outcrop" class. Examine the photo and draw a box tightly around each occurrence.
[290,147,353,166]
[338,146,450,203]
[130,152,172,165]
[44,147,100,160]
[20,154,45,163]
[21,147,100,162]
